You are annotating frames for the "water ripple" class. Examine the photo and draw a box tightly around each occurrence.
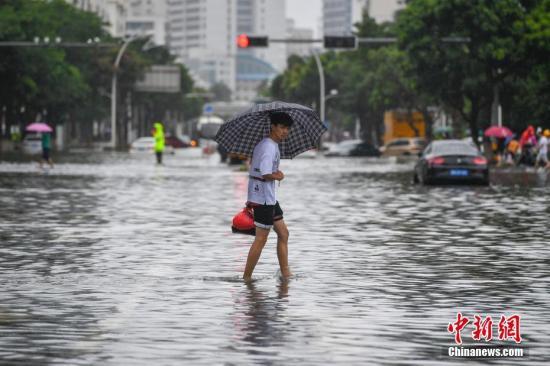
[1,153,549,365]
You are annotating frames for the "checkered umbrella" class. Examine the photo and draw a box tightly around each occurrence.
[214,101,327,159]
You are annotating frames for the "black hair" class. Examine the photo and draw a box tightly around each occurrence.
[270,111,293,127]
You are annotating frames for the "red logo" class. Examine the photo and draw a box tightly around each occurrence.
[498,314,522,343]
[472,315,493,341]
[448,313,522,345]
[448,312,470,344]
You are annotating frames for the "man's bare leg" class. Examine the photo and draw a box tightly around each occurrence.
[273,219,292,279]
[243,227,270,280]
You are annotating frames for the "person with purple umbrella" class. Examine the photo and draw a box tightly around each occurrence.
[26,123,54,168]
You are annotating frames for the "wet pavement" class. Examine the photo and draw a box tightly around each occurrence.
[1,150,549,365]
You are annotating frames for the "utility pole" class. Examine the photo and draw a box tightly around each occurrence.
[111,37,136,149]
[311,49,326,124]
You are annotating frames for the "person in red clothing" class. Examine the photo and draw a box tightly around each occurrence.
[518,125,537,166]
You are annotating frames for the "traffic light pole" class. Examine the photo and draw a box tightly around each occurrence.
[311,49,325,126]
[110,35,150,149]
[111,38,135,149]
[242,36,470,135]
[268,37,469,45]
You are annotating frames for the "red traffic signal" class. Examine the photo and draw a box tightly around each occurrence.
[237,34,250,48]
[236,34,268,48]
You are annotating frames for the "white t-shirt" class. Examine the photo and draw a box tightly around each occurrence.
[538,136,548,155]
[247,138,280,205]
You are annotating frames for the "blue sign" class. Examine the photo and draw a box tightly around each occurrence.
[203,104,214,114]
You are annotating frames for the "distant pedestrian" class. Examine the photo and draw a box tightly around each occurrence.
[152,122,165,164]
[243,112,293,281]
[535,129,549,169]
[39,132,54,168]
[518,125,537,166]
[505,137,520,164]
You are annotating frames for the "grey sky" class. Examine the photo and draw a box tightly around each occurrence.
[286,0,322,36]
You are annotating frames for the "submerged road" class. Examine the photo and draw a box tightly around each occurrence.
[1,151,549,365]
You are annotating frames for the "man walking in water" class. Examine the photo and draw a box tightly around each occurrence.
[243,112,293,281]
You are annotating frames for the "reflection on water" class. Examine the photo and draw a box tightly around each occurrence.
[1,152,549,365]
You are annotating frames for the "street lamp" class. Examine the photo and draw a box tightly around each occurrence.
[324,89,339,103]
[311,49,325,124]
[110,35,150,149]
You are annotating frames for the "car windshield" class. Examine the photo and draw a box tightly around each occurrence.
[431,141,479,156]
[332,140,360,150]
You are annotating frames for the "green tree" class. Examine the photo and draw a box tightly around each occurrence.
[397,0,549,143]
[0,0,202,145]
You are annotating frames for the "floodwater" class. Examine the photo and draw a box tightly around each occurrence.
[1,150,549,365]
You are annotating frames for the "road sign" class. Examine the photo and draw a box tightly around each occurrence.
[203,104,214,114]
[134,65,181,93]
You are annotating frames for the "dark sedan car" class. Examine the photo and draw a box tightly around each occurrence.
[325,139,380,157]
[413,140,489,185]
[165,136,190,149]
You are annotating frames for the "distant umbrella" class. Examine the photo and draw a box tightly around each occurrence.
[214,101,327,159]
[484,126,513,138]
[26,122,53,133]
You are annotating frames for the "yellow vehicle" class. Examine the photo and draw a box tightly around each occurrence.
[383,110,425,145]
[380,137,427,157]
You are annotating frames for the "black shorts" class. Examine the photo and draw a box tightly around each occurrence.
[247,201,283,229]
[42,148,50,160]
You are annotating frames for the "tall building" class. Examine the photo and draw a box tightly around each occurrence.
[242,0,286,73]
[286,19,314,58]
[234,0,286,101]
[322,0,404,36]
[126,0,167,45]
[323,0,367,35]
[368,0,405,23]
[167,0,237,92]
[69,0,168,46]
[68,0,127,37]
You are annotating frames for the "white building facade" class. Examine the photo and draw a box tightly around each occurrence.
[322,0,404,36]
[286,19,314,58]
[167,0,237,92]
[126,0,167,46]
[70,0,290,101]
[368,0,405,24]
[234,0,287,101]
[323,0,367,35]
[68,0,127,37]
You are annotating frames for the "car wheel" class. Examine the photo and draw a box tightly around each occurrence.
[418,172,425,185]
[421,173,433,185]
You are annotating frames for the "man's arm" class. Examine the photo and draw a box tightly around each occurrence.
[259,147,283,181]
[262,170,284,181]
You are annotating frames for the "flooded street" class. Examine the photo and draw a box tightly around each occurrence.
[1,151,549,365]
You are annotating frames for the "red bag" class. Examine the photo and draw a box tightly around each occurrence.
[231,207,256,236]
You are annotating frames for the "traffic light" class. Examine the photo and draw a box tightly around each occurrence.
[324,36,357,49]
[236,34,269,48]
